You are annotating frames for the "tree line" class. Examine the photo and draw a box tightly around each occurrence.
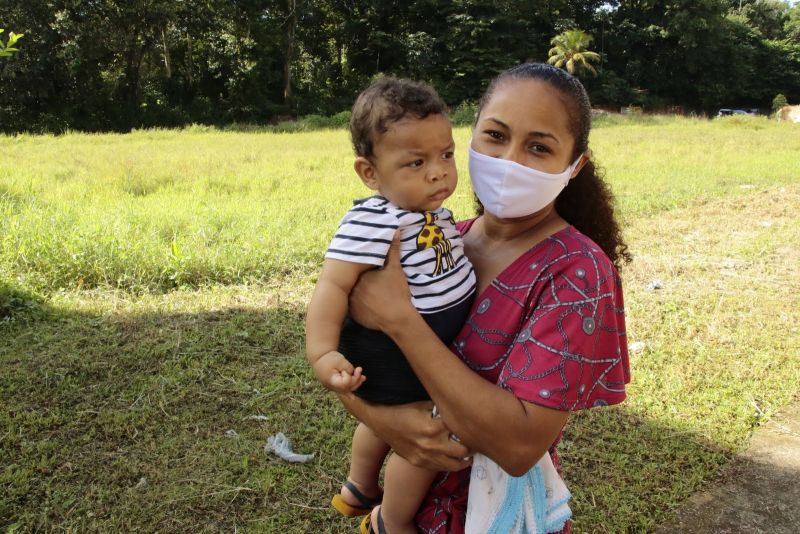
[1,0,799,133]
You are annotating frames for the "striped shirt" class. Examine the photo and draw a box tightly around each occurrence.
[326,196,476,314]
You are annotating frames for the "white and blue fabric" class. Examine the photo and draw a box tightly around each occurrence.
[465,452,571,534]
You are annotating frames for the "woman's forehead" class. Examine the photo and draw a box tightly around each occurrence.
[481,79,572,138]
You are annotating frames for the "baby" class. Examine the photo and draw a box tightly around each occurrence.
[305,77,476,533]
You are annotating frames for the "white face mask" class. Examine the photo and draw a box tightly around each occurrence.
[468,146,584,219]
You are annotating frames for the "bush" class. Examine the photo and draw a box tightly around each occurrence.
[265,110,352,133]
[450,101,478,126]
[266,120,310,133]
[187,96,219,124]
[302,114,329,129]
[772,93,788,113]
[329,110,352,127]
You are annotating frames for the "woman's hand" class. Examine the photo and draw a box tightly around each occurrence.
[349,233,415,332]
[339,395,472,472]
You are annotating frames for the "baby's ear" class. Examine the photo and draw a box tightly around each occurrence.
[354,157,379,190]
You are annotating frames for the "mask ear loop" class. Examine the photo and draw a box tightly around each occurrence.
[568,153,589,181]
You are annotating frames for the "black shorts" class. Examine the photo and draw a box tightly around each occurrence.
[339,293,474,405]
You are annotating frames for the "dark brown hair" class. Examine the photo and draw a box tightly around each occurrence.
[350,77,449,160]
[476,62,631,268]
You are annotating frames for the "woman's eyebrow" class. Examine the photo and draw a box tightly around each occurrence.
[484,117,559,144]
[484,117,509,129]
[529,131,560,144]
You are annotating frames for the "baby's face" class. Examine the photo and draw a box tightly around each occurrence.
[368,114,457,212]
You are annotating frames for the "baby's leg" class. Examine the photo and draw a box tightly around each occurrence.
[378,453,438,534]
[343,422,390,504]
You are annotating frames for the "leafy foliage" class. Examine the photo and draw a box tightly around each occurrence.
[548,29,602,77]
[773,92,788,112]
[0,28,23,58]
[1,0,799,132]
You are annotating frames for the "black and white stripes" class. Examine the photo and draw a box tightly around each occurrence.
[325,196,476,314]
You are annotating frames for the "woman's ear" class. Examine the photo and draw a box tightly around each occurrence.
[570,153,590,179]
[354,157,379,190]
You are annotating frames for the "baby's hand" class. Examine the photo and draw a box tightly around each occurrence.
[329,365,366,393]
[314,351,366,394]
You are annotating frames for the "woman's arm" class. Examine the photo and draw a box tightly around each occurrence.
[337,392,473,472]
[350,241,568,476]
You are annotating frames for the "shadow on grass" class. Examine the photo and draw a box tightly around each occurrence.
[653,449,800,533]
[562,407,731,531]
[0,296,747,533]
[0,282,49,323]
[1,290,382,532]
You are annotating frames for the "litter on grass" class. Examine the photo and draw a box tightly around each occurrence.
[629,341,647,354]
[265,432,315,463]
[243,415,269,421]
[225,429,239,438]
[646,280,663,291]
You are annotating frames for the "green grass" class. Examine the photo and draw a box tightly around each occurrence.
[2,116,797,293]
[2,115,800,532]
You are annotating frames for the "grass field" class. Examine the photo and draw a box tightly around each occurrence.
[2,115,799,532]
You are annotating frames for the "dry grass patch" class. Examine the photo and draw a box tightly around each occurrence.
[562,184,800,530]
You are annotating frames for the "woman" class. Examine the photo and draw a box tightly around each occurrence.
[341,62,631,533]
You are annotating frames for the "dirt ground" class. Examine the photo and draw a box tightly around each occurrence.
[655,400,800,533]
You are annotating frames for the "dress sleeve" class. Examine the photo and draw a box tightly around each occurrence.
[497,252,630,411]
[324,205,399,267]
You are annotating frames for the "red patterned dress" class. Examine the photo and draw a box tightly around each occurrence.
[414,221,630,533]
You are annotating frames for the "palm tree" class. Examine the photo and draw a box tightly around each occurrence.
[547,30,601,78]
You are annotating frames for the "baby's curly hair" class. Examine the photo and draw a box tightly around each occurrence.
[350,77,449,160]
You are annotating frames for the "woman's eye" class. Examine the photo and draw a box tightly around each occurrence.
[442,151,454,160]
[409,159,424,168]
[484,130,504,141]
[530,144,550,154]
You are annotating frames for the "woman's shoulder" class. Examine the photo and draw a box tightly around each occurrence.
[539,226,617,275]
[508,225,621,300]
[551,225,607,253]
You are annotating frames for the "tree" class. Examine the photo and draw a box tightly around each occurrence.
[772,92,788,112]
[0,28,23,57]
[737,0,789,40]
[786,4,800,43]
[547,29,601,77]
[2,0,800,131]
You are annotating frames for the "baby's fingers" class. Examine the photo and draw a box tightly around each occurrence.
[339,358,356,374]
[349,367,366,392]
[339,368,363,390]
